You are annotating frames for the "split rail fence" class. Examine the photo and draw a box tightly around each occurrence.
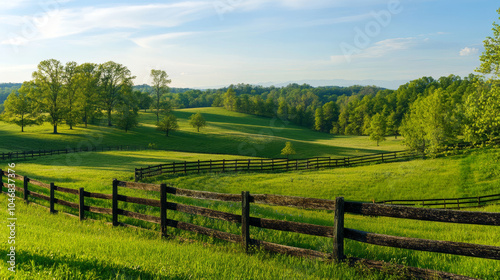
[378,194,500,209]
[135,150,419,181]
[0,145,148,161]
[2,170,499,279]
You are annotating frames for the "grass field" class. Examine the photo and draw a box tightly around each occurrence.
[0,107,404,158]
[1,107,499,279]
[1,148,499,279]
[0,201,399,280]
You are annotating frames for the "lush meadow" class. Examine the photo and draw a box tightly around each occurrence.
[1,108,499,279]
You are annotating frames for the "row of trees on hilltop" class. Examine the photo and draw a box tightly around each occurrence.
[1,60,165,133]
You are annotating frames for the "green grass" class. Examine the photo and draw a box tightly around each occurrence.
[0,107,404,158]
[0,201,400,280]
[2,148,500,279]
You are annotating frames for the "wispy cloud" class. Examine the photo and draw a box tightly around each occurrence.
[131,32,197,48]
[1,2,213,46]
[331,37,419,64]
[459,47,478,56]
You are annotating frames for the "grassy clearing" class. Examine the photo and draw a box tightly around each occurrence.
[2,148,500,279]
[0,107,404,158]
[0,201,399,280]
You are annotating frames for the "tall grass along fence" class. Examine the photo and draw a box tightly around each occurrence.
[0,145,149,161]
[378,194,500,210]
[2,170,499,279]
[135,150,419,181]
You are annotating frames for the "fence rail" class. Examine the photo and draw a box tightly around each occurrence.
[0,145,149,161]
[134,150,419,181]
[377,194,500,209]
[2,170,498,279]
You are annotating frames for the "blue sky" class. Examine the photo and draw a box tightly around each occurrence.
[0,0,498,88]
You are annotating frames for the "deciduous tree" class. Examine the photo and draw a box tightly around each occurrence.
[189,112,207,132]
[157,114,179,136]
[150,69,171,122]
[1,83,41,132]
[32,59,65,134]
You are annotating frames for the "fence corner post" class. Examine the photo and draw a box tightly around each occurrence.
[79,187,85,221]
[23,176,30,203]
[333,197,345,262]
[241,191,250,253]
[160,183,167,238]
[50,183,55,213]
[112,179,118,226]
[134,168,138,182]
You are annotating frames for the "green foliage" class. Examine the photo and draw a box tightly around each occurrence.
[464,83,500,142]
[313,107,324,131]
[150,69,171,122]
[99,61,135,126]
[75,63,101,128]
[32,59,66,134]
[189,112,207,132]
[223,88,237,111]
[477,8,500,78]
[280,141,296,158]
[401,88,459,154]
[1,83,42,132]
[156,114,179,136]
[368,113,386,146]
[63,61,80,129]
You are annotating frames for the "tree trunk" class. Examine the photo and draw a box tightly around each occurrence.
[84,111,88,128]
[21,116,24,132]
[53,124,58,134]
[108,110,112,126]
[197,127,200,132]
[166,130,169,137]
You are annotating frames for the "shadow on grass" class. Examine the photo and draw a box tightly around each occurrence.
[16,250,189,280]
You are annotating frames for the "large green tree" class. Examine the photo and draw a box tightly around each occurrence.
[75,63,101,127]
[1,83,41,132]
[150,69,171,122]
[401,89,458,154]
[63,61,80,129]
[368,113,386,146]
[32,59,65,134]
[99,61,135,126]
[477,8,500,79]
[464,84,500,142]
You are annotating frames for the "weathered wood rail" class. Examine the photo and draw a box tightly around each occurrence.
[1,170,498,279]
[0,145,148,161]
[377,193,500,209]
[134,150,419,181]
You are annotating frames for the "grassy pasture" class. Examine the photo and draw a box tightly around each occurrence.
[0,107,404,158]
[1,148,499,279]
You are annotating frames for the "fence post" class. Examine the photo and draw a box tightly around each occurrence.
[223,159,226,172]
[79,188,85,221]
[112,179,118,226]
[134,168,139,182]
[160,183,167,238]
[23,176,29,203]
[0,169,3,194]
[50,183,55,213]
[333,197,345,262]
[198,160,200,173]
[241,191,250,253]
[184,161,187,174]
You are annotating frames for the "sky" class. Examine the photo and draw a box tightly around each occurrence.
[0,0,498,89]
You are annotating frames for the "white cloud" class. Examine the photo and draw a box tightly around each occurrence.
[131,32,197,48]
[331,37,418,64]
[459,47,478,56]
[0,2,213,46]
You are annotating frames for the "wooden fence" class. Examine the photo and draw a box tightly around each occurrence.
[134,150,419,181]
[378,194,500,209]
[0,145,148,161]
[2,170,499,279]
